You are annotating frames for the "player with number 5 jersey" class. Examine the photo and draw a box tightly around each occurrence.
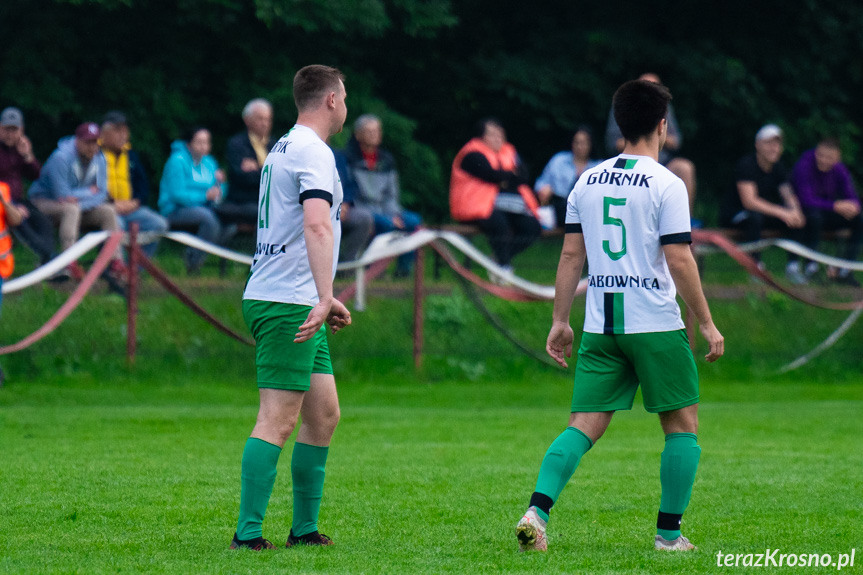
[515,78,724,554]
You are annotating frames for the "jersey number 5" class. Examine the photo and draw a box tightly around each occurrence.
[602,196,627,261]
[259,164,272,229]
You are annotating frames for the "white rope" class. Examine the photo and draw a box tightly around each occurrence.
[164,231,254,265]
[3,232,110,294]
[777,308,863,373]
[695,238,863,271]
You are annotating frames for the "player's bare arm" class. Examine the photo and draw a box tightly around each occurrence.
[662,243,724,362]
[547,233,587,368]
[296,198,351,342]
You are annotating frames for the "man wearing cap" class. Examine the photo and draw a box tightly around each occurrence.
[0,107,57,266]
[720,124,807,283]
[100,111,168,257]
[28,122,126,281]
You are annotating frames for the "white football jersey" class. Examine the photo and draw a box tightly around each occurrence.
[243,124,343,306]
[565,154,691,334]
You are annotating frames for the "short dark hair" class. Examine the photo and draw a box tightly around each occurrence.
[818,136,841,151]
[475,117,503,139]
[293,65,345,112]
[182,126,208,143]
[612,79,672,143]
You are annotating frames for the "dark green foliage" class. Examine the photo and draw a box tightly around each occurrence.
[1,0,862,223]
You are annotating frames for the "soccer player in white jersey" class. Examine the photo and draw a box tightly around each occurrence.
[515,79,724,553]
[230,65,351,550]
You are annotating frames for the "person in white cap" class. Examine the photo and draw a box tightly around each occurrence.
[719,124,807,284]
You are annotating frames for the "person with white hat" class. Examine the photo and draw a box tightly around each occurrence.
[720,124,807,284]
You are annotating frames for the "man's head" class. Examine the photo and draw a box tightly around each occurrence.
[354,114,382,151]
[100,111,130,153]
[815,137,842,173]
[242,98,273,139]
[75,122,101,160]
[476,118,505,152]
[571,125,593,160]
[0,107,24,147]
[754,124,784,166]
[293,65,347,136]
[612,79,672,146]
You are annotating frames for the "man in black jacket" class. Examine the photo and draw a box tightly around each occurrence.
[220,99,277,226]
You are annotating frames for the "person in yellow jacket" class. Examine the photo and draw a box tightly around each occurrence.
[100,111,168,257]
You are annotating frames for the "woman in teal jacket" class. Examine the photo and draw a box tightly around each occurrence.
[159,126,227,274]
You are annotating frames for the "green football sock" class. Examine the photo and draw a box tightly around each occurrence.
[657,432,701,540]
[291,442,329,538]
[533,426,593,510]
[236,437,282,540]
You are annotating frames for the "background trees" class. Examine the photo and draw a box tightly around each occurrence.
[2,0,861,223]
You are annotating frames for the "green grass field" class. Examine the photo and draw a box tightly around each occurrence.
[1,241,862,574]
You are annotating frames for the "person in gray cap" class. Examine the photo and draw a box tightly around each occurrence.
[0,107,57,266]
[720,124,807,283]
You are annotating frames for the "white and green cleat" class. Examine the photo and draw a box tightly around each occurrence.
[515,506,548,552]
[654,534,696,551]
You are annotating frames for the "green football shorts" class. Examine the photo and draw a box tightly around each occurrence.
[243,299,333,391]
[571,329,698,414]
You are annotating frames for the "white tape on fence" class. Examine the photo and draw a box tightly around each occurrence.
[164,232,254,265]
[695,238,863,271]
[3,232,110,294]
[339,230,558,299]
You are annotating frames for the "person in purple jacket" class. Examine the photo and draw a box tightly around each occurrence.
[791,137,862,286]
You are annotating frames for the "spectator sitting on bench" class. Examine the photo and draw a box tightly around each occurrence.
[100,111,168,257]
[333,148,373,263]
[0,107,56,267]
[791,137,862,286]
[450,118,541,277]
[535,125,601,228]
[719,124,807,283]
[219,98,276,227]
[28,122,126,282]
[346,114,421,276]
[606,73,698,221]
[159,126,226,275]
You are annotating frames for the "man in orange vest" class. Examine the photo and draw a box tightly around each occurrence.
[0,180,24,384]
[450,119,542,277]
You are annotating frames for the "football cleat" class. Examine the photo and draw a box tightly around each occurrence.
[515,506,547,552]
[229,533,277,550]
[286,529,334,547]
[654,534,696,551]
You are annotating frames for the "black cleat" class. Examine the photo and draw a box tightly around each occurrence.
[285,529,334,547]
[229,533,277,550]
[834,273,862,288]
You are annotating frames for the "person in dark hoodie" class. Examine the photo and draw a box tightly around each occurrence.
[0,107,56,266]
[28,122,126,282]
[345,114,421,275]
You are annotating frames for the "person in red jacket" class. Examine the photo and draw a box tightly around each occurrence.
[0,180,24,385]
[450,119,541,275]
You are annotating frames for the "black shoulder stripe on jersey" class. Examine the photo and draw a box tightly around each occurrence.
[660,231,692,245]
[613,158,627,169]
[565,223,583,234]
[299,189,333,206]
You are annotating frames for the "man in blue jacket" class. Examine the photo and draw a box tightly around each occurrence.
[29,122,125,281]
